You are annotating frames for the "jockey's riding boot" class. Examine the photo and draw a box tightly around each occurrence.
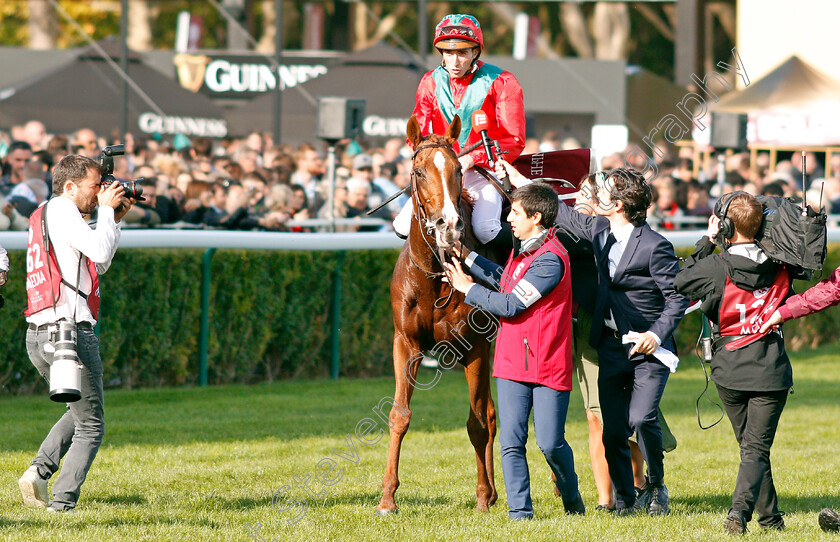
[485,221,515,254]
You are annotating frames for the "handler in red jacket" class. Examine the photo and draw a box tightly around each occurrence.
[393,13,526,248]
[443,182,583,520]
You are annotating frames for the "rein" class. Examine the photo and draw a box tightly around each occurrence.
[365,142,484,217]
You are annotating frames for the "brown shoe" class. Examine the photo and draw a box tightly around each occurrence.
[19,466,48,509]
[723,510,747,535]
[820,508,840,532]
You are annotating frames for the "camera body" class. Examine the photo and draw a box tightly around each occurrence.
[98,144,145,201]
[713,192,827,280]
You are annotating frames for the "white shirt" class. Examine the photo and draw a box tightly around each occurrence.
[26,197,121,326]
[727,242,768,264]
[604,222,635,279]
[601,222,661,346]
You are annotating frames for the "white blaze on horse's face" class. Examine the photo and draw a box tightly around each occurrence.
[427,150,463,248]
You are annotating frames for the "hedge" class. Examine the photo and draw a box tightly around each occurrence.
[0,248,399,394]
[1,243,838,394]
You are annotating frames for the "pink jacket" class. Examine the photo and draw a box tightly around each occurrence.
[778,265,840,321]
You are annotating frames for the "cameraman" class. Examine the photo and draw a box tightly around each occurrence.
[18,154,133,513]
[674,193,793,534]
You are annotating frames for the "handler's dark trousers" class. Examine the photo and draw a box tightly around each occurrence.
[497,378,579,520]
[26,323,104,511]
[716,385,787,525]
[598,333,670,509]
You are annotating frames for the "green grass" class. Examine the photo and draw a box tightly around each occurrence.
[2,346,840,541]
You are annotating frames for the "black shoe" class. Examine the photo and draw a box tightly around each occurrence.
[648,482,670,516]
[633,485,652,513]
[723,509,747,535]
[613,505,637,517]
[563,491,586,515]
[820,508,840,532]
[595,504,615,513]
[759,512,785,531]
[46,505,77,514]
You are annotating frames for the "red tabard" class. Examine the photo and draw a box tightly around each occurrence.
[717,267,789,351]
[493,233,574,391]
[24,204,100,319]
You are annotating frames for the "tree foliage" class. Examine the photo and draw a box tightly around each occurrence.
[0,2,734,81]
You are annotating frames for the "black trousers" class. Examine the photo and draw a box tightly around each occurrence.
[716,384,788,524]
[597,332,670,508]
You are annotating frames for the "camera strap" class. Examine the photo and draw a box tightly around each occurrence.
[40,199,59,310]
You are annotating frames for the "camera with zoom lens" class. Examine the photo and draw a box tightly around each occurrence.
[98,144,145,201]
[49,319,82,403]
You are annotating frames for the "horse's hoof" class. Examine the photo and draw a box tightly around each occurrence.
[375,507,399,517]
[476,502,490,513]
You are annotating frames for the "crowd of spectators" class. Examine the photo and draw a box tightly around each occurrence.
[1,119,838,233]
[527,135,840,231]
[0,120,412,233]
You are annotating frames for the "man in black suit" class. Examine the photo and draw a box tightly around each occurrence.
[496,162,688,516]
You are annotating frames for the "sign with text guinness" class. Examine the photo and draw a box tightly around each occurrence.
[173,52,337,100]
[138,112,228,138]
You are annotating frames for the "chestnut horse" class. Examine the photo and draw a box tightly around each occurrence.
[376,115,507,515]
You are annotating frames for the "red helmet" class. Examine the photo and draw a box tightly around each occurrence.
[433,14,483,52]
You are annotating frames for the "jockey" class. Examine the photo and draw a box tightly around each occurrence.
[393,13,526,248]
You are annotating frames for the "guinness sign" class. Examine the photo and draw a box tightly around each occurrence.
[138,112,228,138]
[173,54,211,93]
[172,53,333,99]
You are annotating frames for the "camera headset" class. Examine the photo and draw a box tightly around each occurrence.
[713,190,748,247]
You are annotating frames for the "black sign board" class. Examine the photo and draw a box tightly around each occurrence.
[172,52,341,100]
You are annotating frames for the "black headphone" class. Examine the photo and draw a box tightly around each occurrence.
[715,190,747,242]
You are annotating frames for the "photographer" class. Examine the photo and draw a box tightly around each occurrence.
[18,154,133,513]
[674,193,792,534]
[0,241,8,290]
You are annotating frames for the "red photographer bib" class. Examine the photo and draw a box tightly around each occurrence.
[25,203,100,319]
[717,267,788,350]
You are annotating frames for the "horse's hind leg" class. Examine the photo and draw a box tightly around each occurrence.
[464,347,497,512]
[376,335,418,516]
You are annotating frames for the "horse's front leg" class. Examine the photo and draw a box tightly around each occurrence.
[464,343,497,512]
[376,334,420,516]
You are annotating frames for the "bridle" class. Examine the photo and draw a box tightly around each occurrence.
[408,138,465,307]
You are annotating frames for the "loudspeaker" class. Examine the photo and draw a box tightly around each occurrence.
[317,97,366,141]
[710,112,748,149]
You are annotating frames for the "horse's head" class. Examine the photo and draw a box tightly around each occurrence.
[406,114,465,249]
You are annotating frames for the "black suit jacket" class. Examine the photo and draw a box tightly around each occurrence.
[554,202,688,362]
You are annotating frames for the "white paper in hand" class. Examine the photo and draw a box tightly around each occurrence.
[622,331,679,372]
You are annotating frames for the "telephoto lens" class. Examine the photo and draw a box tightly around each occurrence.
[49,320,82,402]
